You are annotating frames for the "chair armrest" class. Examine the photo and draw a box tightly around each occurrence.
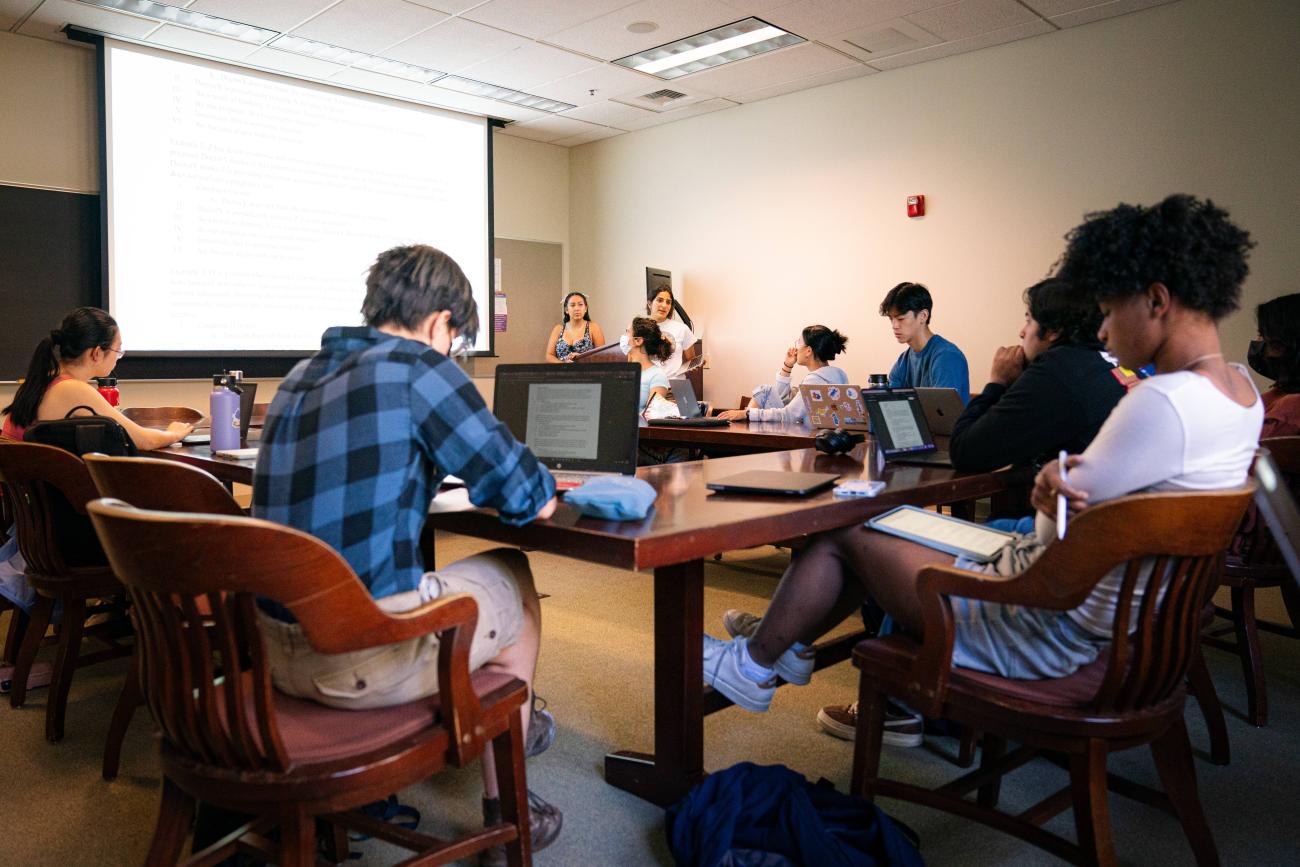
[904,564,1021,716]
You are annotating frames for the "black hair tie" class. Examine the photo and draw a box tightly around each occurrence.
[49,329,63,346]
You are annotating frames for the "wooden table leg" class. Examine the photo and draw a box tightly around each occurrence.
[605,559,705,806]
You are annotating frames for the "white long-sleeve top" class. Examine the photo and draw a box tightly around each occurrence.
[748,365,849,423]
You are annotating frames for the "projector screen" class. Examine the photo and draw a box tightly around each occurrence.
[102,39,492,357]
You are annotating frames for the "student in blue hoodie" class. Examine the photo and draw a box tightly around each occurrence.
[881,281,970,404]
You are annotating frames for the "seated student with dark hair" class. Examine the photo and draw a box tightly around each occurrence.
[881,282,970,403]
[949,278,1128,473]
[1252,292,1300,436]
[716,325,850,424]
[704,195,1261,755]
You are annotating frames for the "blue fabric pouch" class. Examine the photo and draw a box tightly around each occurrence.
[564,476,657,521]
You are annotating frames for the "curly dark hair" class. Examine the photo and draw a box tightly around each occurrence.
[1023,278,1103,349]
[1257,292,1300,392]
[801,325,849,362]
[631,316,673,362]
[1055,194,1253,322]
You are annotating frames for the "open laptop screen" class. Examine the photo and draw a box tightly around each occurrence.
[864,390,937,457]
[493,363,641,474]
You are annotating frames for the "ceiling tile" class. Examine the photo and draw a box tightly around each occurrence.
[383,16,527,73]
[617,95,736,129]
[289,0,447,54]
[145,23,263,62]
[905,0,1041,42]
[16,0,161,41]
[329,65,453,103]
[404,0,484,13]
[673,41,859,99]
[242,45,347,79]
[456,41,599,92]
[825,18,942,63]
[716,0,798,15]
[765,0,944,40]
[730,61,873,103]
[1046,0,1177,29]
[543,0,742,62]
[187,0,333,34]
[531,61,660,106]
[500,113,609,143]
[0,0,41,30]
[868,18,1052,70]
[552,125,625,146]
[560,98,659,128]
[460,0,636,41]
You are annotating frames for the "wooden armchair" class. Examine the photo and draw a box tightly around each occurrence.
[84,454,246,780]
[0,439,133,743]
[1203,437,1300,726]
[850,487,1252,867]
[86,498,532,867]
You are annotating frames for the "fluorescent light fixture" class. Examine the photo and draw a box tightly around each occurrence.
[351,54,446,84]
[78,0,277,44]
[436,76,576,114]
[268,35,368,67]
[614,17,803,80]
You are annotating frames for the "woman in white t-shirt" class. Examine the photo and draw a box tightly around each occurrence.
[700,194,1262,714]
[646,287,696,378]
[717,325,850,424]
[625,317,673,412]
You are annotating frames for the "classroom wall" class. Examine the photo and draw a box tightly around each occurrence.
[0,31,570,411]
[569,0,1300,405]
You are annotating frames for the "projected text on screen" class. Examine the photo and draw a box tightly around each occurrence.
[105,42,491,353]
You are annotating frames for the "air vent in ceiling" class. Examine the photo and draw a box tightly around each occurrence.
[643,88,688,105]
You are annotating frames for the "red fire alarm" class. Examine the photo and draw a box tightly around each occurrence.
[907,195,925,218]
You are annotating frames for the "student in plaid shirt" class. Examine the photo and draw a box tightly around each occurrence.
[252,244,562,855]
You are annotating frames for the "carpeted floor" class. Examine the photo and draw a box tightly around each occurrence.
[2,532,1297,865]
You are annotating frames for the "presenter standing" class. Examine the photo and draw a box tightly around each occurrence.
[646,287,696,378]
[546,292,605,363]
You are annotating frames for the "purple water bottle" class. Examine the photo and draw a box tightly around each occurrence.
[209,374,241,451]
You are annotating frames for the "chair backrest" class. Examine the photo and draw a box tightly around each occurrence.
[1234,437,1300,569]
[1253,438,1300,582]
[86,498,398,773]
[84,454,244,516]
[119,406,204,427]
[0,438,106,574]
[570,341,626,364]
[1011,488,1253,714]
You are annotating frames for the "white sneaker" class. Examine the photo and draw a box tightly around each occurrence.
[702,635,775,712]
[722,610,814,685]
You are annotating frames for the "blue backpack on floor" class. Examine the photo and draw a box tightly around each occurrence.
[666,762,923,867]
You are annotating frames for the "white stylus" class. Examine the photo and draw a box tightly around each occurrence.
[1057,449,1068,540]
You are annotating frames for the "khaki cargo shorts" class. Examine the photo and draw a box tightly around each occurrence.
[257,549,525,710]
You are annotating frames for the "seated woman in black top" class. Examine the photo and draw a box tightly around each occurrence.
[949,277,1128,472]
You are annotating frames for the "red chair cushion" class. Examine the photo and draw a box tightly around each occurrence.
[855,634,1112,710]
[213,669,518,765]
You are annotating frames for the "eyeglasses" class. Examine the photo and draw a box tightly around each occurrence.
[106,347,126,358]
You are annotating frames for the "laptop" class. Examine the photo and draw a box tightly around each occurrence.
[706,470,840,497]
[863,389,953,467]
[798,383,873,431]
[646,376,729,428]
[493,363,641,489]
[915,387,966,436]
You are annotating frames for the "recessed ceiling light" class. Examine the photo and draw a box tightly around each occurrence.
[614,17,803,80]
[627,21,658,35]
[77,0,277,44]
[435,76,576,114]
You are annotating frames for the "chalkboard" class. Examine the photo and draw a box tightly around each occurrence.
[0,184,101,382]
[0,182,307,382]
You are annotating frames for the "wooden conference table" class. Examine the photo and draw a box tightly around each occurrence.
[161,438,1023,805]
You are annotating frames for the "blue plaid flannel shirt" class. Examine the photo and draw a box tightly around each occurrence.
[253,327,554,617]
